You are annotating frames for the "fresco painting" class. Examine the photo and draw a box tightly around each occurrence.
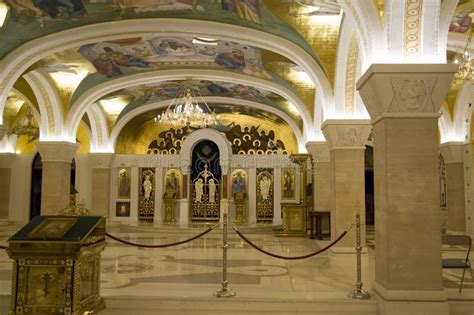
[449,9,473,33]
[78,36,272,79]
[113,79,282,106]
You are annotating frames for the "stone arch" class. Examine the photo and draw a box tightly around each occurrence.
[0,19,333,125]
[65,69,313,142]
[109,97,304,154]
[179,128,232,175]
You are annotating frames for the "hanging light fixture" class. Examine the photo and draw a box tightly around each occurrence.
[453,29,473,81]
[9,109,39,142]
[154,79,219,128]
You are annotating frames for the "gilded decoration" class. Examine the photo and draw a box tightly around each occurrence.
[144,115,293,155]
[231,169,247,195]
[117,167,131,198]
[164,168,183,198]
[138,168,155,220]
[191,164,220,221]
[256,168,273,222]
[404,0,422,59]
[282,168,296,200]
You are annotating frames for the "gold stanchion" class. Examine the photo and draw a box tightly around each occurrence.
[214,202,235,298]
[348,210,371,299]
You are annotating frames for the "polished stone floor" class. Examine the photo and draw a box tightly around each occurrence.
[0,220,473,314]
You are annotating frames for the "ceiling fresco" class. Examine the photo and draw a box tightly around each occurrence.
[100,79,303,132]
[449,0,473,35]
[1,0,318,62]
[115,104,297,155]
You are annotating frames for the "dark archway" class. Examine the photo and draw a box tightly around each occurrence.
[190,140,221,221]
[29,153,76,220]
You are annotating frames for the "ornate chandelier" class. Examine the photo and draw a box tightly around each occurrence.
[453,30,473,81]
[154,81,219,128]
[9,109,39,142]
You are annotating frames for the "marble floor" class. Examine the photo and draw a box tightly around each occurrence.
[0,220,473,314]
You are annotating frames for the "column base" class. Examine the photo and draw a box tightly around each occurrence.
[374,282,448,315]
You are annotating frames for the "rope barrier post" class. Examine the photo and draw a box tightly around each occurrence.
[348,209,370,300]
[214,203,235,298]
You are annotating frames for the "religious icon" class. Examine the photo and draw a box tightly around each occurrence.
[256,168,273,222]
[116,202,131,217]
[231,169,247,194]
[139,168,155,220]
[143,175,153,200]
[164,169,182,197]
[195,179,204,203]
[282,168,295,200]
[118,168,131,198]
[209,178,216,203]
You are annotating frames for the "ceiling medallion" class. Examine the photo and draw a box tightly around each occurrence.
[154,78,219,128]
[453,29,473,82]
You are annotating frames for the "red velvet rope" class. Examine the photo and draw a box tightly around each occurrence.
[233,226,350,260]
[105,224,217,248]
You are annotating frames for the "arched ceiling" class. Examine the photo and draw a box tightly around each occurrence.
[0,0,470,152]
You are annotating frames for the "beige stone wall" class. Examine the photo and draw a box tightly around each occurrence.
[91,168,111,216]
[0,168,10,219]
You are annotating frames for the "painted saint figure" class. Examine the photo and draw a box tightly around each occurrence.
[119,169,129,197]
[195,178,204,203]
[259,175,271,201]
[208,178,216,203]
[143,174,153,200]
[165,172,179,194]
[283,171,293,199]
[233,173,246,193]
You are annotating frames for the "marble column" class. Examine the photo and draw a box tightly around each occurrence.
[322,120,371,252]
[0,124,8,141]
[464,143,474,236]
[37,141,78,215]
[90,153,114,217]
[305,141,332,212]
[248,166,257,224]
[440,142,466,233]
[357,64,455,315]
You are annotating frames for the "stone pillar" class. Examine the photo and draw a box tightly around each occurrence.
[0,153,14,219]
[248,166,257,224]
[0,124,8,141]
[322,120,371,252]
[273,165,282,225]
[440,142,466,233]
[464,143,474,236]
[305,141,332,212]
[37,141,78,215]
[358,64,455,315]
[90,153,114,217]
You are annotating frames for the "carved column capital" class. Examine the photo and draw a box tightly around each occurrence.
[305,141,330,162]
[439,142,464,164]
[0,124,8,141]
[89,153,115,169]
[37,141,78,163]
[321,119,371,150]
[357,64,456,123]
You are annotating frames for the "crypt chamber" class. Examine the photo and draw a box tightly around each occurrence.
[0,0,473,314]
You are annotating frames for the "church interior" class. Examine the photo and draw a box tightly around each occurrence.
[0,0,473,314]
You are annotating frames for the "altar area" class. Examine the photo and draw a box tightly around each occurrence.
[1,220,472,315]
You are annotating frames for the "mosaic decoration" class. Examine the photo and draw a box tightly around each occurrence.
[138,167,155,220]
[77,36,272,79]
[256,168,273,222]
[117,167,131,198]
[163,169,182,198]
[281,168,296,200]
[116,201,131,217]
[449,8,473,33]
[1,0,316,60]
[147,123,288,155]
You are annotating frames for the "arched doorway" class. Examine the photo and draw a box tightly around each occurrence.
[365,145,374,226]
[190,140,221,221]
[29,153,76,220]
